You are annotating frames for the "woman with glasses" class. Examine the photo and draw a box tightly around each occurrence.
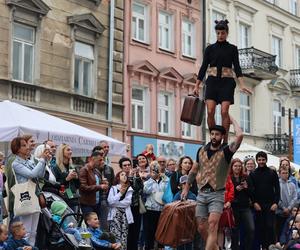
[165,158,176,177]
[143,161,169,250]
[244,156,256,175]
[52,143,80,212]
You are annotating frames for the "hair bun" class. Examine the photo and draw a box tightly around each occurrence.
[225,19,229,24]
[214,20,219,24]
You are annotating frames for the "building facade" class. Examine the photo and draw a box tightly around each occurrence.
[124,0,204,160]
[0,0,125,154]
[206,0,300,158]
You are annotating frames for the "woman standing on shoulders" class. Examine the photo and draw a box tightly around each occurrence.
[193,20,252,144]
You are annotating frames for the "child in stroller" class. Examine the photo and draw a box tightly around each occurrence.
[50,200,91,248]
[36,191,92,250]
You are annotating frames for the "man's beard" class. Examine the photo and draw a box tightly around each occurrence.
[211,139,222,147]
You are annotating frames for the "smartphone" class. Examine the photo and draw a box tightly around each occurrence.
[132,159,138,168]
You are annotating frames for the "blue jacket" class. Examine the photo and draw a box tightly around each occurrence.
[0,241,7,250]
[173,190,197,201]
[87,227,113,248]
[12,156,46,184]
[5,236,38,250]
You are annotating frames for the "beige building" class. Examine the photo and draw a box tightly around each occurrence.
[0,0,125,149]
[205,0,300,157]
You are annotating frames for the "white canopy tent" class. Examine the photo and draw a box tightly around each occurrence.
[234,143,300,171]
[0,100,126,156]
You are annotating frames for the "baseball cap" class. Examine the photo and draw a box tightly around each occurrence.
[179,175,188,184]
[209,125,226,135]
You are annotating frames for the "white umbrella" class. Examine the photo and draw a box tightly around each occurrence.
[234,143,300,171]
[0,100,126,156]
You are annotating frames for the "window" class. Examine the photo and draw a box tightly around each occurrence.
[239,23,251,48]
[159,12,173,51]
[12,23,35,83]
[158,93,172,135]
[74,42,94,96]
[290,0,297,14]
[272,36,282,67]
[273,100,282,135]
[214,105,222,125]
[240,93,251,133]
[182,20,195,57]
[211,10,226,43]
[131,88,146,131]
[132,2,148,43]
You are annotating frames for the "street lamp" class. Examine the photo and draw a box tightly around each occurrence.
[282,107,298,161]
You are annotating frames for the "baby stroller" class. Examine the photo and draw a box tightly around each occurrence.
[36,191,92,250]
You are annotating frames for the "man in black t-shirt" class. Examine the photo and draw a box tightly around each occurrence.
[250,151,280,250]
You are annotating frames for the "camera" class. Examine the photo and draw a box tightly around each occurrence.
[153,164,159,174]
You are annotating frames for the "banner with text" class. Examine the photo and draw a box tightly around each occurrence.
[294,117,300,164]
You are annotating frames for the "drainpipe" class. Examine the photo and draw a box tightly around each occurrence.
[107,0,115,137]
[201,0,207,144]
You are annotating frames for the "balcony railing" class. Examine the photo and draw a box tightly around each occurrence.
[290,69,300,88]
[239,47,278,80]
[11,84,36,103]
[73,97,95,114]
[265,133,289,155]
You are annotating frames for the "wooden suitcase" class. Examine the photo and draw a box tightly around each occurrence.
[155,201,197,248]
[180,95,205,126]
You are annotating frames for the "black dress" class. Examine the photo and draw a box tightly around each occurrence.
[197,41,243,104]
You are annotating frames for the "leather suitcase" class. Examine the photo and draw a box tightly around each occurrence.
[155,201,197,248]
[180,95,205,126]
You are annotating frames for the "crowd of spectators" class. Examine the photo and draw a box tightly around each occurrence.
[0,137,299,250]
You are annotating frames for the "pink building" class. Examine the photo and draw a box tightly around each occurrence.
[124,0,204,159]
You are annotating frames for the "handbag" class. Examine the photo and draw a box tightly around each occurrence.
[162,172,179,204]
[219,207,235,229]
[180,94,205,126]
[138,195,146,214]
[11,169,41,216]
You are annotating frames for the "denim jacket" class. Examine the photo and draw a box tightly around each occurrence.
[12,156,46,184]
[144,176,169,211]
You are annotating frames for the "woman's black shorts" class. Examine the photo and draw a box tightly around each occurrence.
[205,76,236,104]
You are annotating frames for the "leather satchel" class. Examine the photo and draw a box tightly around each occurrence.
[155,200,197,247]
[180,95,205,126]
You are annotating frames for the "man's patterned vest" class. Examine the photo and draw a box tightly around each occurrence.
[196,144,231,191]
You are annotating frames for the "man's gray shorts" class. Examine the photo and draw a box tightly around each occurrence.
[195,190,225,218]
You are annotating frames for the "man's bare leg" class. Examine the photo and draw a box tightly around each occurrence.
[197,217,208,242]
[221,101,231,143]
[205,212,222,250]
[206,100,217,129]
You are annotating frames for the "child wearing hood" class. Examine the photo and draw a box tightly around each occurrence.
[51,200,91,248]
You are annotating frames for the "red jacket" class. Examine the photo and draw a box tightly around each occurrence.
[225,176,234,203]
